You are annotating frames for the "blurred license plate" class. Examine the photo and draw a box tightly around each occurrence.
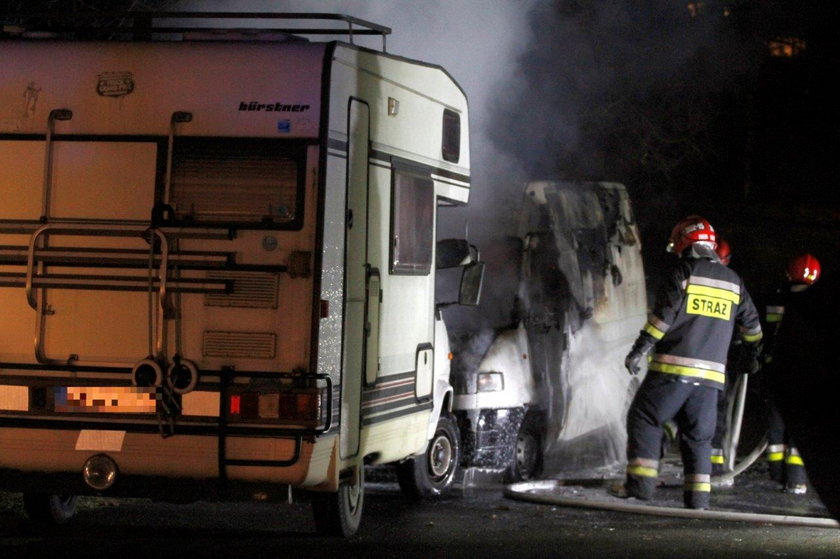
[54,386,157,413]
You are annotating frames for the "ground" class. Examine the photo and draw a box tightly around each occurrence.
[0,460,837,559]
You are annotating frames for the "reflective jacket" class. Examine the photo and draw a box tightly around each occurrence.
[641,245,763,390]
[760,282,805,363]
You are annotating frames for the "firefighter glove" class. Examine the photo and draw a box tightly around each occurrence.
[625,351,644,376]
[625,334,655,376]
[736,342,762,375]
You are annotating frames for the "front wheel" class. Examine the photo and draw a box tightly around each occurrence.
[22,494,78,525]
[396,412,461,500]
[311,465,364,537]
[511,413,543,482]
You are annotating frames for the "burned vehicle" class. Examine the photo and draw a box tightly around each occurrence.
[451,180,647,481]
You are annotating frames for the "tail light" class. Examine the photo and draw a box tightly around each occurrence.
[228,377,329,429]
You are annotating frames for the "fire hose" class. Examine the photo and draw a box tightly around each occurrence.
[714,373,767,484]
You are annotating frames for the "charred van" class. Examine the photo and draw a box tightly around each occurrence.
[451,180,646,481]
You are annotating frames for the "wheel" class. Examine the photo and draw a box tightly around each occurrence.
[22,494,78,525]
[511,414,543,482]
[396,412,461,500]
[311,465,364,537]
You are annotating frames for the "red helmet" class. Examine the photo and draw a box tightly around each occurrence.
[787,253,821,285]
[715,238,731,266]
[667,215,717,254]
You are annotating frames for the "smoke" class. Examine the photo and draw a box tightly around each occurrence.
[543,322,638,476]
[170,0,536,249]
[168,2,738,327]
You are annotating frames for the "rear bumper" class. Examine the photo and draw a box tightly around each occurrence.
[0,426,336,497]
[0,468,297,502]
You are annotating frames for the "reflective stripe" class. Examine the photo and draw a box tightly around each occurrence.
[688,275,741,295]
[655,353,726,373]
[710,454,725,465]
[767,444,786,453]
[786,448,804,466]
[644,321,666,340]
[685,473,711,493]
[627,457,659,478]
[648,314,670,332]
[628,465,658,478]
[767,452,784,462]
[740,323,763,342]
[649,362,725,384]
[644,314,669,339]
[649,355,726,385]
[686,283,741,304]
[741,330,763,343]
[786,454,805,467]
[766,305,785,323]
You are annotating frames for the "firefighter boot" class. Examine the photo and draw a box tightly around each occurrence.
[783,448,807,494]
[684,474,711,510]
[684,490,710,510]
[710,448,726,477]
[766,444,785,484]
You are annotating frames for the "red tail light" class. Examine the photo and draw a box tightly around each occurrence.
[227,384,327,428]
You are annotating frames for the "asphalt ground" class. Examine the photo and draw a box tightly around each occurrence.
[1,459,838,559]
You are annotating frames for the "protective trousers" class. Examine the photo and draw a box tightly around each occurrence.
[766,399,807,487]
[626,373,717,509]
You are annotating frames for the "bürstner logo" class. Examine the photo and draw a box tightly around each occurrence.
[97,72,135,98]
[239,101,311,112]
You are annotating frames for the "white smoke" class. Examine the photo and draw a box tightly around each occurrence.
[171,0,537,237]
[543,321,641,476]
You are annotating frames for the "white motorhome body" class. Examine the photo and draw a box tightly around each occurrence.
[0,14,471,535]
[452,181,646,480]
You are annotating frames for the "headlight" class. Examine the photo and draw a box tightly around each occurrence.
[477,371,504,392]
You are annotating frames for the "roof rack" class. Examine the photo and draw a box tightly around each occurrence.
[0,11,392,51]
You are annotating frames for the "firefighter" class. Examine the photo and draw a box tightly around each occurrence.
[609,217,762,509]
[666,237,735,471]
[762,253,821,494]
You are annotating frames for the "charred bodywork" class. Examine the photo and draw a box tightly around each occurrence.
[451,181,647,480]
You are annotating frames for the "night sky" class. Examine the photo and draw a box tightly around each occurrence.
[4,1,836,297]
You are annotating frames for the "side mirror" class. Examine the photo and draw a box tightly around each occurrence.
[458,262,485,306]
[437,238,476,269]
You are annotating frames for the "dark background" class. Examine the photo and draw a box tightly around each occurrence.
[491,0,839,298]
[3,0,836,295]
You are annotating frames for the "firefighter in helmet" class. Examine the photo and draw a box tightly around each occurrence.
[762,253,821,494]
[610,217,762,509]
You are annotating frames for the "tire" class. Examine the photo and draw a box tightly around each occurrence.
[396,412,461,500]
[511,414,543,482]
[311,466,364,537]
[22,494,78,525]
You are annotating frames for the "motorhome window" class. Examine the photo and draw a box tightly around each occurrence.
[391,169,434,275]
[441,109,461,163]
[170,138,304,228]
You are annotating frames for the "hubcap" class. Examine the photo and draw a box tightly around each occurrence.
[429,433,453,479]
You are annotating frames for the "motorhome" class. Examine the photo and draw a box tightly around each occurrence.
[451,181,646,481]
[0,12,481,536]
